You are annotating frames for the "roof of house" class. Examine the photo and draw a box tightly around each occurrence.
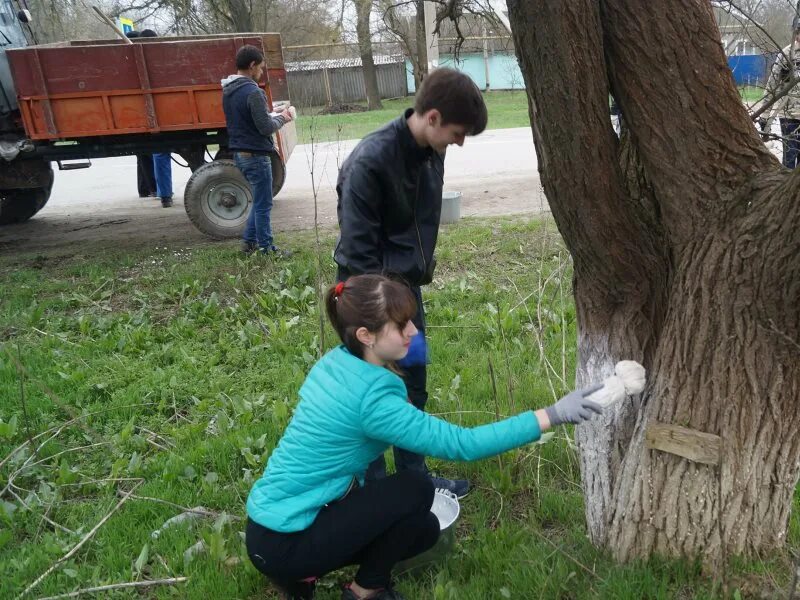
[285,54,405,72]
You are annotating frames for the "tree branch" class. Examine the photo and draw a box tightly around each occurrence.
[17,482,143,599]
[600,0,778,245]
[34,577,188,600]
[507,0,667,296]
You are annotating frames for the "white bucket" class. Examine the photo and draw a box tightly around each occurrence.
[431,488,460,529]
[395,488,460,574]
[440,191,462,224]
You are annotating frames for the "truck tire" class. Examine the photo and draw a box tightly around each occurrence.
[184,160,252,239]
[214,148,286,198]
[0,165,54,225]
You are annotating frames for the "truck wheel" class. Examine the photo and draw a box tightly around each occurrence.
[184,160,251,239]
[214,149,285,198]
[0,166,54,225]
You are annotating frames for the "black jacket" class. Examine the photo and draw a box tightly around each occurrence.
[334,109,444,286]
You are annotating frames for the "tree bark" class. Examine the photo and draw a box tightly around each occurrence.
[226,0,253,32]
[507,0,800,566]
[415,0,429,88]
[355,0,383,110]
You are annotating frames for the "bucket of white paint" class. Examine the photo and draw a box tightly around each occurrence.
[440,191,462,224]
[395,488,461,574]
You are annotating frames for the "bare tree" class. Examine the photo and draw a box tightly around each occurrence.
[354,0,383,109]
[379,0,427,90]
[713,0,796,54]
[380,0,504,89]
[26,0,121,42]
[257,0,341,46]
[414,0,428,84]
[503,0,799,568]
[106,0,341,42]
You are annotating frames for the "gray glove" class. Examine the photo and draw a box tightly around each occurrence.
[545,383,604,426]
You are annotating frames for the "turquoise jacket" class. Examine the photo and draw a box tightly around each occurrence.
[246,346,542,532]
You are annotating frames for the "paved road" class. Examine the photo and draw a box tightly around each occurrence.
[0,127,547,255]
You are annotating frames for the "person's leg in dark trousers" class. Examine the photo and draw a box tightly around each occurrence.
[136,154,156,197]
[366,286,428,481]
[780,118,800,169]
[153,153,173,206]
[246,470,439,592]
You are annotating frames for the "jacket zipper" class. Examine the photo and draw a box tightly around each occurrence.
[413,163,426,276]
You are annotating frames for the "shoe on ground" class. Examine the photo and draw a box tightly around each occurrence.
[240,240,258,255]
[160,196,173,208]
[258,245,292,258]
[341,584,406,600]
[430,475,469,499]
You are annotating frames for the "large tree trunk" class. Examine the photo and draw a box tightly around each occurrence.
[507,0,800,566]
[355,0,383,110]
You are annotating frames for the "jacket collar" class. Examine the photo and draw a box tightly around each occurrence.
[398,108,433,161]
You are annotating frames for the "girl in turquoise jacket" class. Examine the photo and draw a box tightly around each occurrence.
[246,274,603,600]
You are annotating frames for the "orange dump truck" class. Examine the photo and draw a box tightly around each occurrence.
[0,16,295,238]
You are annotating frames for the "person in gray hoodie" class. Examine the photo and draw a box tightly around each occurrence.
[222,45,294,255]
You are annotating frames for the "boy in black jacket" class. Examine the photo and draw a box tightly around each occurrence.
[334,68,488,498]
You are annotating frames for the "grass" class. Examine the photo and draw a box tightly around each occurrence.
[293,86,766,146]
[0,217,797,599]
[738,85,765,104]
[294,90,531,144]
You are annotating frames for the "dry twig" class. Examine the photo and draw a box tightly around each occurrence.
[17,482,143,599]
[33,577,188,599]
[527,527,601,580]
[121,491,240,520]
[0,403,155,473]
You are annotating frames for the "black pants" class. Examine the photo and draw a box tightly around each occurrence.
[780,118,800,169]
[367,285,428,480]
[246,470,440,590]
[136,154,156,196]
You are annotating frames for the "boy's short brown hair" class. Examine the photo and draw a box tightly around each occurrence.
[236,45,265,70]
[414,67,488,135]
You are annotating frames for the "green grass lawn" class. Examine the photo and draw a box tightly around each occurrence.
[294,86,767,145]
[738,85,765,104]
[0,218,796,599]
[295,91,531,144]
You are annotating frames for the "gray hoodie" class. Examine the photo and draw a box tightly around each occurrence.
[221,74,286,152]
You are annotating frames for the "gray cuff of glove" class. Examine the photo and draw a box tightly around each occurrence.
[545,405,561,427]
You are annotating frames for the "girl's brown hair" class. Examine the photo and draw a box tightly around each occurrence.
[325,274,417,358]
